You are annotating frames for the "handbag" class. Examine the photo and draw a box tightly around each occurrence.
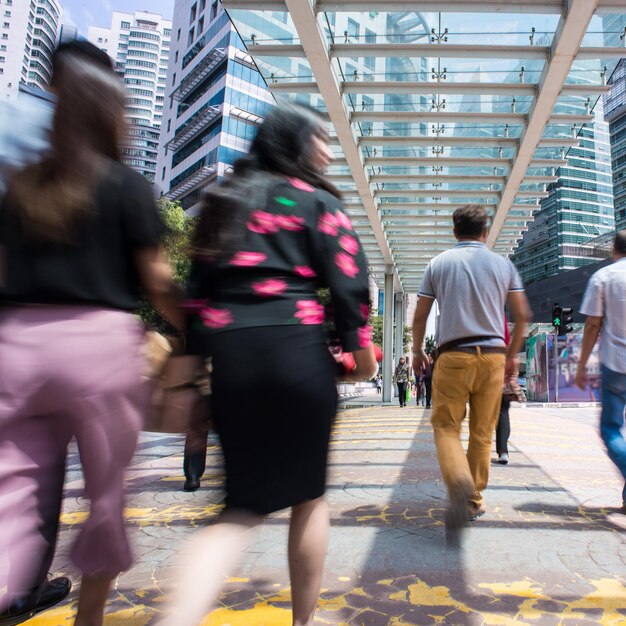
[142,332,211,434]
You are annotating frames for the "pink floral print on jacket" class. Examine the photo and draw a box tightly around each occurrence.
[230,251,267,267]
[295,300,325,325]
[318,211,339,237]
[252,278,288,297]
[186,178,370,354]
[339,234,359,256]
[294,266,317,278]
[200,306,234,329]
[335,251,359,278]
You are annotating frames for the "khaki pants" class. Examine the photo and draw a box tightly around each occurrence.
[431,350,505,508]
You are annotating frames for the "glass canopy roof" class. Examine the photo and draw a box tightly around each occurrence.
[223,0,626,292]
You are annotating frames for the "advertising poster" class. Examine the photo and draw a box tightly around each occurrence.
[526,334,549,402]
[551,333,601,402]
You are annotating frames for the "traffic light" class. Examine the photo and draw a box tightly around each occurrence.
[551,303,562,331]
[561,307,574,334]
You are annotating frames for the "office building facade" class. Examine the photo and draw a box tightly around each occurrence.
[605,58,626,232]
[511,117,615,284]
[88,11,172,182]
[0,0,63,99]
[156,0,274,211]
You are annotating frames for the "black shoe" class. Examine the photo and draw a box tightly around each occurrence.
[183,475,201,492]
[0,577,71,626]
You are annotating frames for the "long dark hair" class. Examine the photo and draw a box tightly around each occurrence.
[192,103,340,258]
[7,52,125,241]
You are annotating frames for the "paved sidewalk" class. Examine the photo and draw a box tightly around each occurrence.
[30,405,625,625]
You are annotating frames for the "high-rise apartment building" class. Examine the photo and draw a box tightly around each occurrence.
[0,0,63,99]
[511,117,615,284]
[88,11,172,182]
[156,0,274,211]
[605,59,626,232]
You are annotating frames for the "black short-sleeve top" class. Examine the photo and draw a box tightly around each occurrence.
[186,177,372,353]
[0,160,167,310]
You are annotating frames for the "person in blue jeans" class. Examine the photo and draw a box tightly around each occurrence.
[576,231,626,516]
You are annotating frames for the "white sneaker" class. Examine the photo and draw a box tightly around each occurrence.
[497,453,509,465]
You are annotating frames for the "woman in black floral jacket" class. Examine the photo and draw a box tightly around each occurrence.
[160,104,377,626]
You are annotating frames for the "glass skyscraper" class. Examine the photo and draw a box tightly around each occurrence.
[156,0,274,212]
[605,58,626,232]
[511,116,614,284]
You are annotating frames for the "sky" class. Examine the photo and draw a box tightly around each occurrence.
[61,0,175,36]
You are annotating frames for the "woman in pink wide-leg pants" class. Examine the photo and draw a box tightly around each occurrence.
[0,42,181,626]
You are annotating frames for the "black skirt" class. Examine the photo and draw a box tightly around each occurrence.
[205,324,338,514]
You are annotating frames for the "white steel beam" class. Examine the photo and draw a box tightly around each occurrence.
[350,111,594,125]
[316,0,567,12]
[342,81,609,97]
[365,156,512,167]
[370,174,506,184]
[375,189,502,199]
[343,81,538,96]
[488,0,600,247]
[357,135,578,149]
[359,136,520,147]
[577,46,626,59]
[330,43,549,60]
[278,0,400,289]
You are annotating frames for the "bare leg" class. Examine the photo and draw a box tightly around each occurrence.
[73,577,112,626]
[156,509,263,626]
[288,497,329,626]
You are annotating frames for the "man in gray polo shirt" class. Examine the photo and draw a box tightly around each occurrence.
[412,204,532,537]
[575,231,626,517]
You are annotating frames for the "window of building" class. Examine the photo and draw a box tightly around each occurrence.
[164,28,171,36]
[175,50,178,63]
[198,16,204,34]
[3,22,9,28]
[200,0,206,11]
[0,56,5,62]
[162,167,166,181]
[172,72,176,85]
[188,26,194,46]
[364,28,375,44]
[121,20,130,29]
[211,1,218,19]
[167,119,171,132]
[4,11,11,17]
[190,2,197,24]
[177,28,181,41]
[347,18,359,40]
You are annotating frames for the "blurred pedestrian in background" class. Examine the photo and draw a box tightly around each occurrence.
[0,42,181,625]
[158,103,377,626]
[495,317,525,465]
[576,231,626,517]
[394,357,410,407]
[420,354,433,409]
